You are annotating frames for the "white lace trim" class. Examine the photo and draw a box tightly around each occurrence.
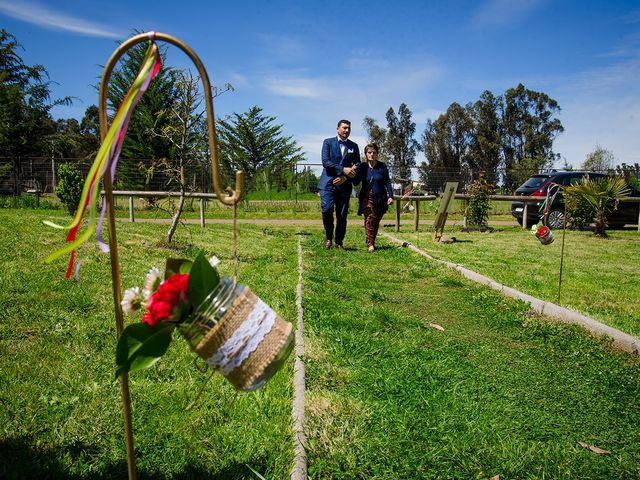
[205,298,276,375]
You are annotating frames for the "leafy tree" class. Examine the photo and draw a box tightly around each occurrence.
[362,116,389,163]
[421,118,448,193]
[78,105,101,159]
[0,29,71,193]
[582,145,614,172]
[148,70,209,243]
[216,106,305,191]
[385,103,419,190]
[54,163,83,215]
[563,176,630,237]
[500,83,564,188]
[468,91,501,183]
[47,118,83,159]
[421,102,473,192]
[614,163,640,190]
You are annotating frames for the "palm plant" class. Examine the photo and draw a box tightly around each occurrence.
[564,176,630,237]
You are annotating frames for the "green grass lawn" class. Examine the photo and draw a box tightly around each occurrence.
[393,224,640,338]
[0,211,298,479]
[1,210,639,479]
[302,228,640,479]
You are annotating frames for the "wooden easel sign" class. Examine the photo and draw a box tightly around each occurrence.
[433,182,458,242]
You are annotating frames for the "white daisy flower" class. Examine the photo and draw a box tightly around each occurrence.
[121,287,143,315]
[143,267,162,299]
[208,256,221,268]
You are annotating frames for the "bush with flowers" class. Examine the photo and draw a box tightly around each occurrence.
[115,251,221,378]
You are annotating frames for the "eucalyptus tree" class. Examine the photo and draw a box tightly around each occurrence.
[362,115,389,163]
[468,90,501,183]
[421,102,473,192]
[500,83,564,188]
[385,103,419,189]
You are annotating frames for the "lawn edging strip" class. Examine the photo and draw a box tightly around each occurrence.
[291,238,307,480]
[383,232,640,355]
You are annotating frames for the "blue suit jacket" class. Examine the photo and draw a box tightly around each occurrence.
[318,137,360,192]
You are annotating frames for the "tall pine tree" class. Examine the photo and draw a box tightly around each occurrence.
[216,106,305,192]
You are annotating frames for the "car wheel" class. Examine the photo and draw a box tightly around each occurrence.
[545,209,565,229]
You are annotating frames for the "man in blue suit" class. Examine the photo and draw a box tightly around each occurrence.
[318,119,360,250]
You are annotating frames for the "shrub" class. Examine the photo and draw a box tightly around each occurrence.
[564,190,595,229]
[466,172,495,227]
[564,176,630,237]
[55,163,83,215]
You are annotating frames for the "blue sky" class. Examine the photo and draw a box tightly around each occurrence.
[2,0,639,169]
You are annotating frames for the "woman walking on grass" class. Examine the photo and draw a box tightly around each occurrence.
[354,143,394,253]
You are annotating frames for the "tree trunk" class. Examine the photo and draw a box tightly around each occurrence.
[593,211,607,237]
[167,193,186,243]
[167,165,186,244]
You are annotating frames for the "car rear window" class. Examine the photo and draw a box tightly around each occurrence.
[520,175,550,188]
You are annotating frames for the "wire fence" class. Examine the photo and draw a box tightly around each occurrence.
[2,157,638,198]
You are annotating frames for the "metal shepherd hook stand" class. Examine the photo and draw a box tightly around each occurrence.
[98,32,245,480]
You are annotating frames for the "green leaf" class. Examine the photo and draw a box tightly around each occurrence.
[187,251,220,311]
[115,322,175,378]
[165,258,192,278]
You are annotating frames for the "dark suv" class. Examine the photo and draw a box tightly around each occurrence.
[511,171,639,228]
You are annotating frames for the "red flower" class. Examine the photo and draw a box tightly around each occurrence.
[142,273,189,326]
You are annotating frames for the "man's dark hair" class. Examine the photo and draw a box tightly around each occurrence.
[337,119,351,128]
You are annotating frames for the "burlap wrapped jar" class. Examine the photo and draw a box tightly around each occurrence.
[180,276,293,391]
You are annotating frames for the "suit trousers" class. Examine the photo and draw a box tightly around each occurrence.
[320,187,351,245]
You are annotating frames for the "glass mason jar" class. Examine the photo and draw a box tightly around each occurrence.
[179,276,294,391]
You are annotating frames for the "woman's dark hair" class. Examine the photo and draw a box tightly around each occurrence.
[364,143,379,155]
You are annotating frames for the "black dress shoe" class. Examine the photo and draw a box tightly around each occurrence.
[335,244,345,251]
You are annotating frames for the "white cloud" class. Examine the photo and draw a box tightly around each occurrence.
[0,0,125,38]
[264,74,328,99]
[470,0,548,28]
[257,33,307,59]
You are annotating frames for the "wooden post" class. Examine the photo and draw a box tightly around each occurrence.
[128,196,134,223]
[522,202,528,229]
[413,199,420,232]
[395,198,401,232]
[199,197,205,228]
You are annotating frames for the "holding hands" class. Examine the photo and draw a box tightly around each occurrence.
[332,175,347,186]
[343,165,357,178]
[332,165,357,186]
